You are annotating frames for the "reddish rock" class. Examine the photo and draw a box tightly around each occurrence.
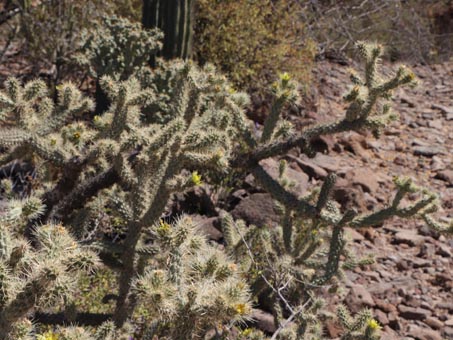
[231,193,280,227]
[424,317,444,330]
[398,305,431,320]
[435,169,453,186]
[373,309,389,326]
[344,284,375,313]
[250,309,276,333]
[406,325,442,340]
[393,230,425,246]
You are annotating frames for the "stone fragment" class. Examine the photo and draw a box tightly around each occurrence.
[192,215,223,242]
[286,154,328,179]
[424,317,443,330]
[344,227,365,242]
[436,243,452,257]
[431,103,453,115]
[311,153,340,172]
[231,193,280,227]
[344,284,375,313]
[346,168,380,193]
[250,309,276,333]
[435,169,453,186]
[259,158,309,194]
[398,305,431,320]
[444,327,453,338]
[413,145,445,157]
[375,299,397,313]
[406,325,442,340]
[373,309,389,326]
[393,230,425,246]
[427,120,443,130]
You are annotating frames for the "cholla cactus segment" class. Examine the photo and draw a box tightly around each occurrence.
[133,216,251,339]
[75,15,163,79]
[337,304,380,340]
[261,73,299,144]
[0,220,99,337]
[0,195,45,227]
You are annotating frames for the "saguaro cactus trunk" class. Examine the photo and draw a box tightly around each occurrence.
[142,0,194,60]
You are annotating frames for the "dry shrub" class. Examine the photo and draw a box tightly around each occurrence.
[301,0,453,63]
[194,0,316,93]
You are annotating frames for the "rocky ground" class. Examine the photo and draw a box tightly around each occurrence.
[154,54,453,338]
[187,57,453,339]
[310,57,453,340]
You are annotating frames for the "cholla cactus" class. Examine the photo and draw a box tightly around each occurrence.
[0,36,450,340]
[0,197,99,338]
[133,216,251,339]
[75,15,163,80]
[337,304,381,340]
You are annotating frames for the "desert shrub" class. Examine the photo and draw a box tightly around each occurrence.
[300,0,453,62]
[7,0,142,86]
[194,0,316,92]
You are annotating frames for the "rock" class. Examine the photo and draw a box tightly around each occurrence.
[333,185,367,212]
[424,317,443,330]
[406,325,442,340]
[374,309,389,326]
[388,312,402,331]
[413,145,445,157]
[409,258,431,268]
[398,305,431,320]
[401,96,416,107]
[231,193,280,227]
[393,230,425,246]
[368,282,394,295]
[344,284,375,313]
[250,309,276,333]
[446,319,453,327]
[430,156,445,171]
[380,326,400,340]
[287,154,328,179]
[444,327,453,338]
[418,244,436,259]
[311,152,340,172]
[346,168,380,193]
[436,243,452,257]
[344,227,365,242]
[434,169,453,186]
[431,103,453,115]
[427,119,443,130]
[325,319,342,338]
[375,299,397,313]
[259,158,309,195]
[192,215,223,242]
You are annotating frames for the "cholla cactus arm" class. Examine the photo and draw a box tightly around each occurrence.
[132,216,251,339]
[0,80,96,177]
[0,220,99,338]
[232,43,416,169]
[337,304,380,340]
[260,73,299,144]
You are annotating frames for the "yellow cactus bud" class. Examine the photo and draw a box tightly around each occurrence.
[367,319,381,331]
[234,303,248,315]
[191,171,202,186]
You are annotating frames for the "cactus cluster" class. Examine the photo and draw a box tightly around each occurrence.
[0,183,98,339]
[0,16,450,339]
